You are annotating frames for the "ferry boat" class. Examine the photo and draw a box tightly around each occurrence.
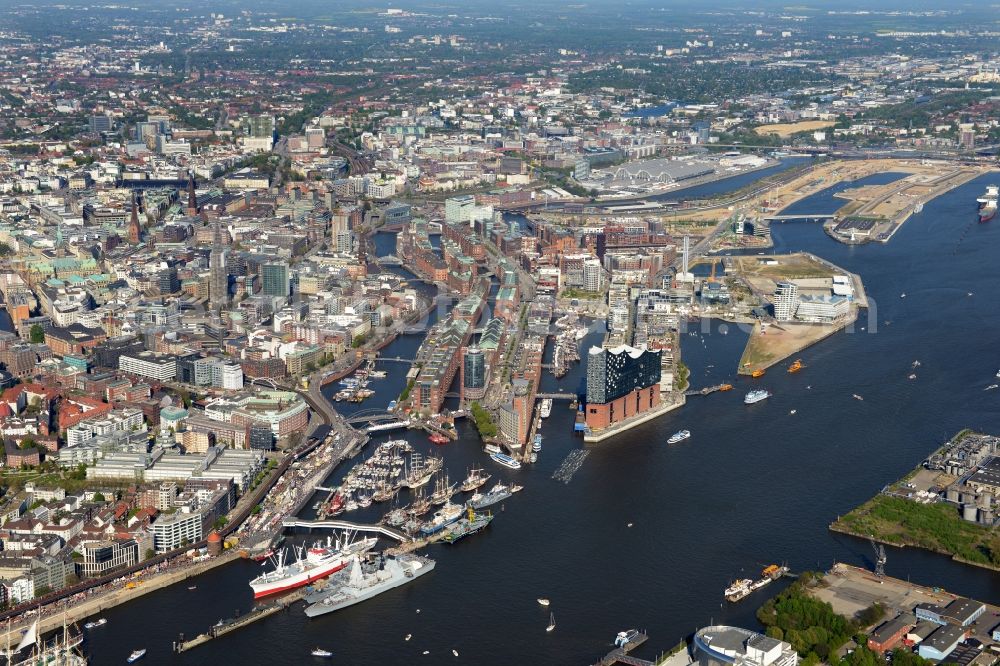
[667,430,690,444]
[419,502,464,535]
[787,359,804,373]
[249,535,376,598]
[128,649,147,663]
[744,390,771,405]
[490,452,522,470]
[532,434,542,452]
[83,617,107,629]
[539,398,553,419]
[484,443,501,454]
[750,368,765,378]
[718,384,733,391]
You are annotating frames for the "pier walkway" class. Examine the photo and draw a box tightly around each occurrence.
[282,518,411,542]
[593,632,651,666]
[683,384,732,397]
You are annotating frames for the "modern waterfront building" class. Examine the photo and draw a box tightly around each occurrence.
[461,346,486,401]
[81,539,139,577]
[152,512,202,553]
[584,344,662,432]
[794,294,849,322]
[773,281,799,321]
[693,625,798,666]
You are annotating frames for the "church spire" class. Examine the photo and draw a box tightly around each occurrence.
[186,173,198,216]
[128,191,141,244]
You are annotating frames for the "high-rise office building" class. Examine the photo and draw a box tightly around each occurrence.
[461,346,486,401]
[209,219,228,311]
[261,262,290,298]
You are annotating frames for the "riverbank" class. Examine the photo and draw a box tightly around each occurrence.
[824,165,986,245]
[0,550,242,646]
[723,252,868,375]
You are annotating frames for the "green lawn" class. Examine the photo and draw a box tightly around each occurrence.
[832,494,1000,568]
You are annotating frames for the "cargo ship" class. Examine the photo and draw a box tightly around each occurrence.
[979,194,997,222]
[744,389,771,405]
[441,507,493,543]
[787,359,804,373]
[303,554,435,618]
[249,535,376,598]
[979,185,998,223]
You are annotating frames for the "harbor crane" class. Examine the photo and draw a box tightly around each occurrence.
[870,537,887,578]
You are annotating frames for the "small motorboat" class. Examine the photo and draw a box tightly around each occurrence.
[537,598,550,606]
[405,634,412,641]
[188,586,197,590]
[311,648,333,658]
[546,612,556,632]
[789,409,797,415]
[127,649,146,663]
[908,374,917,380]
[985,384,999,391]
[453,649,459,657]
[900,293,906,298]
[667,430,691,444]
[84,618,107,630]
[852,394,864,401]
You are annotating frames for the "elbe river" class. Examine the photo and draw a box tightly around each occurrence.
[82,165,1000,664]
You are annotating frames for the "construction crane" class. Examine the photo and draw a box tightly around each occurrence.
[870,537,887,578]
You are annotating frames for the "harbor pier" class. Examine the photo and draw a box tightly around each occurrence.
[593,631,651,666]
